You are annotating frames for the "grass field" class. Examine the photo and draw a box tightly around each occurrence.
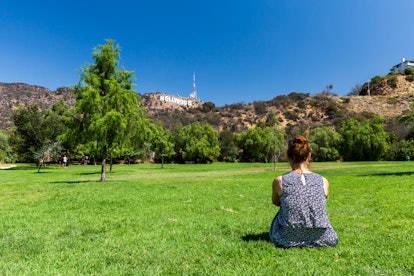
[1,161,413,275]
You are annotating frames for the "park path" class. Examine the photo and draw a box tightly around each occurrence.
[0,165,16,170]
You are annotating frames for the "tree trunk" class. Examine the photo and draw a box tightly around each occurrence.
[100,146,107,182]
[109,149,113,173]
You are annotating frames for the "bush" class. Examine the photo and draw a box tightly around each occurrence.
[387,97,398,105]
[253,101,267,115]
[270,95,291,108]
[284,110,300,121]
[287,92,310,102]
[393,139,414,160]
[199,102,216,112]
[388,75,398,88]
[404,67,414,76]
[370,75,384,87]
[406,74,414,82]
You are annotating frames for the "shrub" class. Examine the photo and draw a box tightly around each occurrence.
[284,110,300,121]
[406,74,414,82]
[387,97,398,105]
[199,102,216,112]
[287,92,310,102]
[388,75,398,88]
[370,75,384,87]
[404,67,414,76]
[270,95,291,108]
[253,101,267,115]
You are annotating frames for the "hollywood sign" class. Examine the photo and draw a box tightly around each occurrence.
[159,95,193,107]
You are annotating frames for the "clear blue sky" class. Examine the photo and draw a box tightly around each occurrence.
[1,0,414,106]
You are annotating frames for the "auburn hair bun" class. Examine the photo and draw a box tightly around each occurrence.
[287,135,311,164]
[293,136,308,145]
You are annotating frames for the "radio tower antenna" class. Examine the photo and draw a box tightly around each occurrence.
[190,72,197,99]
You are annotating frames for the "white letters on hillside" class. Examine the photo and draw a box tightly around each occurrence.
[159,95,193,107]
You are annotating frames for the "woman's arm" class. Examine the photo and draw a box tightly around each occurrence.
[323,177,329,198]
[272,176,283,206]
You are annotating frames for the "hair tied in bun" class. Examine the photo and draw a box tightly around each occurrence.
[294,137,304,144]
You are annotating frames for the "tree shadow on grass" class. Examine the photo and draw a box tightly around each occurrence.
[77,172,102,175]
[4,165,63,173]
[5,165,36,171]
[359,171,414,177]
[49,180,98,184]
[241,232,271,242]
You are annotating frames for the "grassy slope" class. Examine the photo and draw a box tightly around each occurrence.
[0,162,413,275]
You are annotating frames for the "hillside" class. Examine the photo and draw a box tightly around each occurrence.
[0,83,75,129]
[148,92,413,133]
[1,74,413,132]
[144,74,414,132]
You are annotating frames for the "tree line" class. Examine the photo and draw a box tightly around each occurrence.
[1,40,414,180]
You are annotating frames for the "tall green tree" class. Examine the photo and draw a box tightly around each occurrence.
[0,130,16,164]
[237,126,284,162]
[10,101,72,163]
[73,39,143,181]
[218,130,239,162]
[339,115,389,161]
[270,127,286,170]
[127,118,175,165]
[151,124,175,167]
[10,104,45,162]
[175,122,220,163]
[309,126,341,161]
[395,139,414,160]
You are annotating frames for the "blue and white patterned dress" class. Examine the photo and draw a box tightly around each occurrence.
[269,172,338,248]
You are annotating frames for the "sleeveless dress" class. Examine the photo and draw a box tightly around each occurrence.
[269,172,338,248]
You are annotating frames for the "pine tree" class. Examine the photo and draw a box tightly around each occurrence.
[73,39,143,181]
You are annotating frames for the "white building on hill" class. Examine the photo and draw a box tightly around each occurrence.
[391,58,414,73]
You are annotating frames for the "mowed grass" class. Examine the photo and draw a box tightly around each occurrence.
[0,161,413,275]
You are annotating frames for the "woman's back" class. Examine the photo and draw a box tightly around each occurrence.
[270,172,338,248]
[278,172,331,228]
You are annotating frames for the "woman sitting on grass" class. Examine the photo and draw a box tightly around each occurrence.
[269,135,338,248]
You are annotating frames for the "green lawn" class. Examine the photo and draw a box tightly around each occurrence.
[1,162,413,275]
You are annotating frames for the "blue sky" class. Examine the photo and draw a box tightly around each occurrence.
[1,0,414,106]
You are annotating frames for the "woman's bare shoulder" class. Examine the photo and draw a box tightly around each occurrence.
[273,176,283,193]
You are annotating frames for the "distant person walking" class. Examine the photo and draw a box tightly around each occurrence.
[63,155,68,167]
[269,135,338,248]
[82,155,88,165]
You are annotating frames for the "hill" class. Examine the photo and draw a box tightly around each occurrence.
[0,83,75,129]
[1,74,413,131]
[144,74,414,132]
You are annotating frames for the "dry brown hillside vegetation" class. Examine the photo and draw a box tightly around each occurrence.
[1,72,414,132]
[0,83,74,129]
[145,73,414,133]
